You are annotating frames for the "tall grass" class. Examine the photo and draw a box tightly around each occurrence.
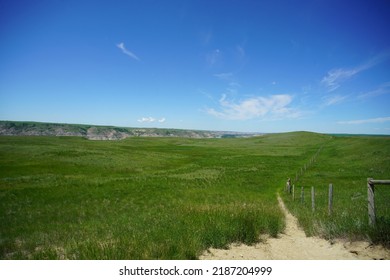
[282,135,390,247]
[0,133,328,259]
[2,132,387,259]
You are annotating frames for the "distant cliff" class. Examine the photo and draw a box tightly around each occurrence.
[0,121,258,140]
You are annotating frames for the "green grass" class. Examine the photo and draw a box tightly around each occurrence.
[0,132,389,259]
[282,135,390,246]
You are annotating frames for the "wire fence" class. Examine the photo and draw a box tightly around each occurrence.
[284,145,390,227]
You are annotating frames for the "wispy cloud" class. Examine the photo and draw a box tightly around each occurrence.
[206,49,221,66]
[116,42,140,61]
[358,82,390,99]
[214,72,241,94]
[337,116,390,125]
[206,94,300,120]
[322,95,348,106]
[138,117,155,123]
[214,72,233,80]
[321,52,390,92]
[321,68,360,92]
[137,117,166,123]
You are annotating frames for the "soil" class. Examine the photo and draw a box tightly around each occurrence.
[200,195,390,260]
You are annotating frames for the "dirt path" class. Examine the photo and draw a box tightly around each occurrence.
[200,195,390,260]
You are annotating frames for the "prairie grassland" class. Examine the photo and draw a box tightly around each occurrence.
[1,132,388,259]
[282,135,390,246]
[0,132,328,259]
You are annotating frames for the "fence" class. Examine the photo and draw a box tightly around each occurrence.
[367,178,390,227]
[285,145,390,227]
[294,145,323,183]
[285,181,334,215]
[285,179,390,227]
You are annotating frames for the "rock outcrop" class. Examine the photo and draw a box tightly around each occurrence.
[0,121,256,140]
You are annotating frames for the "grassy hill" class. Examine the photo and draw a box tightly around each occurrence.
[0,132,389,259]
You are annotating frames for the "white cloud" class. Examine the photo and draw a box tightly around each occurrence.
[321,68,359,92]
[337,116,390,125]
[137,117,166,123]
[206,94,300,120]
[358,82,390,99]
[214,72,241,94]
[321,53,390,92]
[116,42,140,61]
[137,117,155,123]
[322,95,348,106]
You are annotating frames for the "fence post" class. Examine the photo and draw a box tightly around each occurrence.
[367,178,375,227]
[287,178,291,194]
[301,186,304,204]
[311,186,315,212]
[292,184,295,201]
[328,183,333,216]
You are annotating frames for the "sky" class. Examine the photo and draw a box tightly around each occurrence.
[1,0,390,134]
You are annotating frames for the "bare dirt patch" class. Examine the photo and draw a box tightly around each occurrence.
[200,195,390,260]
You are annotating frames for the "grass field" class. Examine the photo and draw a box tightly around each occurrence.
[0,132,389,259]
[281,135,390,246]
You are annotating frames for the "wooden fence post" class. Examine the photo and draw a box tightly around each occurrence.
[301,186,304,204]
[311,186,315,212]
[292,184,295,201]
[328,183,333,216]
[286,178,291,193]
[366,179,390,227]
[367,178,375,227]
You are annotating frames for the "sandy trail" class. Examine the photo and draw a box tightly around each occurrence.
[200,195,390,260]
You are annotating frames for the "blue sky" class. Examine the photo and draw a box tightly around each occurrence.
[1,0,389,134]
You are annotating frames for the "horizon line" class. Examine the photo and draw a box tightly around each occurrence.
[1,120,389,137]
